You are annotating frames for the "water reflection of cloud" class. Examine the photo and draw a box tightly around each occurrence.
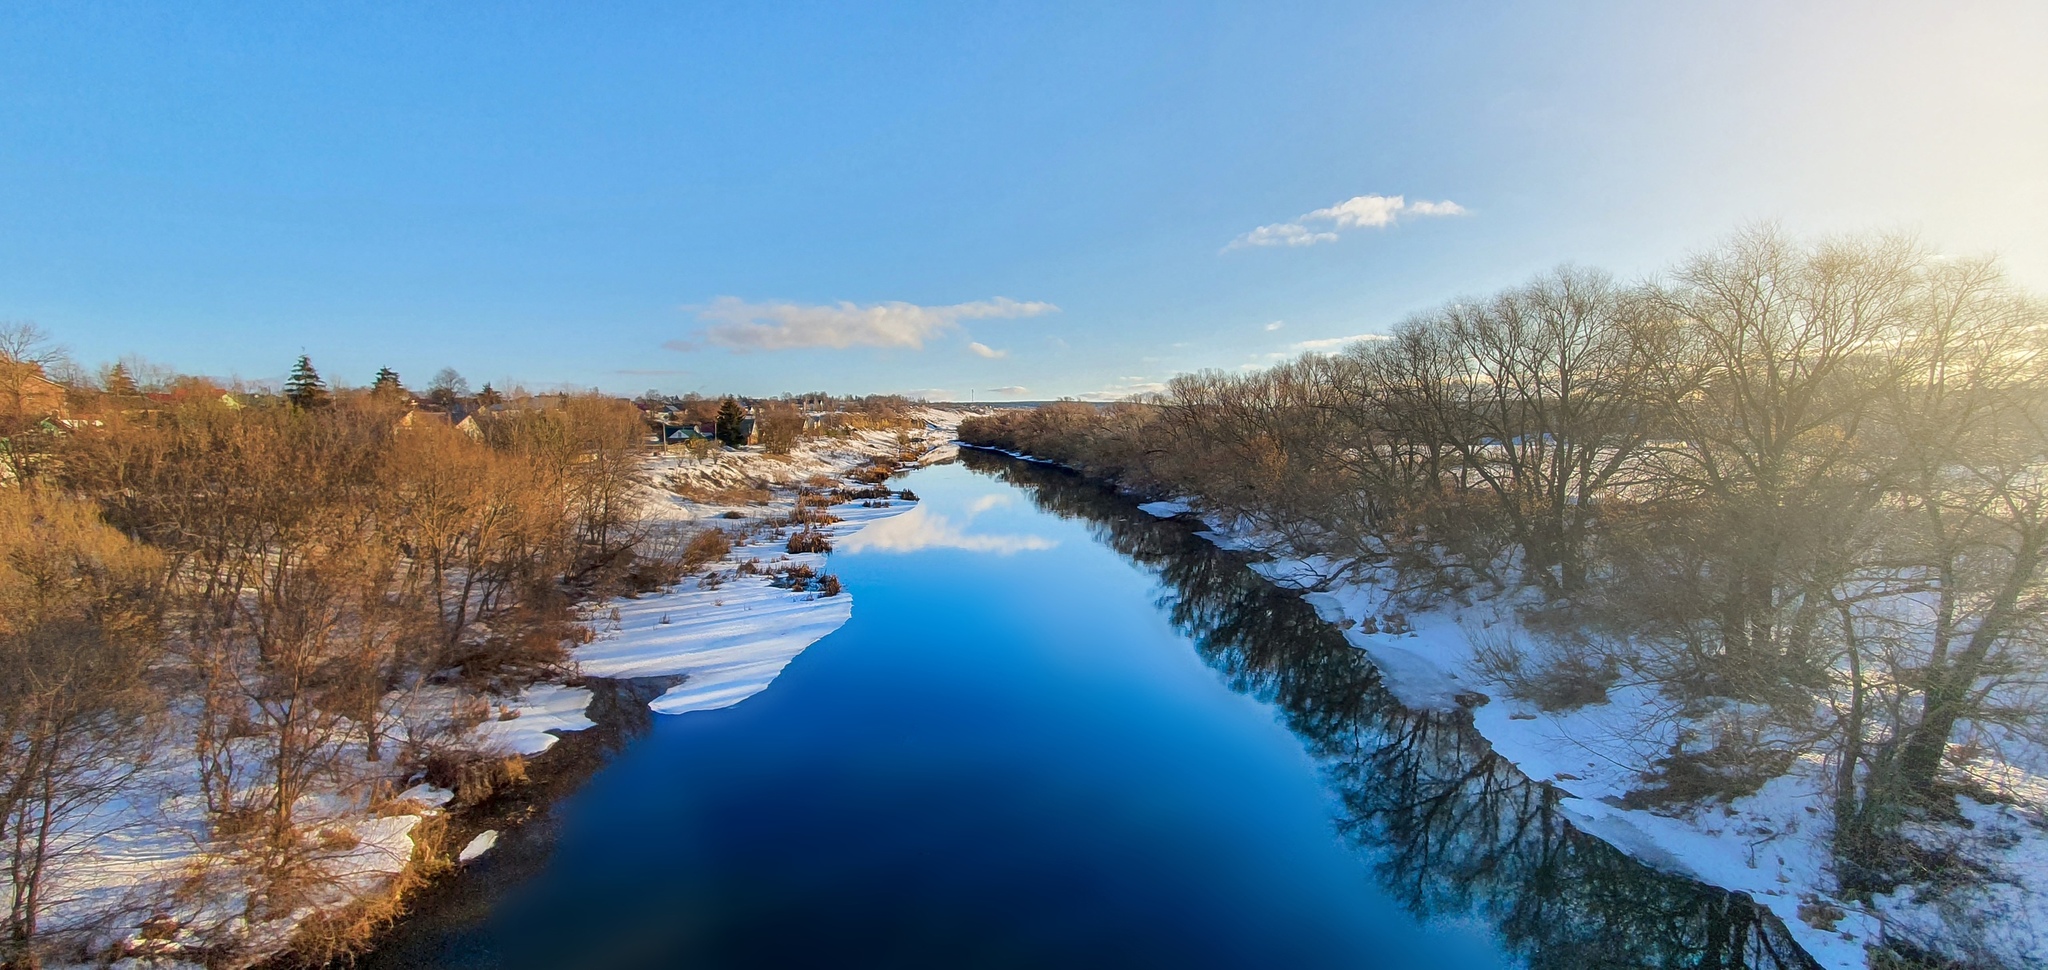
[841,504,1055,555]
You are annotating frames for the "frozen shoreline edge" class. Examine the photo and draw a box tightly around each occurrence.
[956,442,1845,970]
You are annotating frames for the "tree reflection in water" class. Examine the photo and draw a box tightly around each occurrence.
[962,450,1820,970]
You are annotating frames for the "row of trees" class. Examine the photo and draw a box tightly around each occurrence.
[961,228,2048,890]
[1,334,657,965]
[651,393,922,456]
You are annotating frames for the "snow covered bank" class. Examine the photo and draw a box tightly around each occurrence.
[577,498,921,714]
[573,411,960,716]
[1171,502,2047,969]
[39,417,964,968]
[474,683,598,756]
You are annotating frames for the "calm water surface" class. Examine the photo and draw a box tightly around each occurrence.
[357,455,1812,969]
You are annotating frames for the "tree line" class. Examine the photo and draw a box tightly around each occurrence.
[0,336,657,967]
[960,228,2048,895]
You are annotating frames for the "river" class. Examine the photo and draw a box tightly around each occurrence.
[352,453,1814,969]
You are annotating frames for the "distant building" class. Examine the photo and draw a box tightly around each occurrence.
[1,362,69,419]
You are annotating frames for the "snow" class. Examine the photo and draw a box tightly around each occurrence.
[1163,495,2048,969]
[458,830,500,863]
[576,498,922,714]
[330,814,425,893]
[396,783,455,808]
[1137,500,1192,518]
[32,416,967,967]
[474,683,598,755]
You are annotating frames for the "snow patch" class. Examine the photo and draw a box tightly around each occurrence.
[1137,500,1192,518]
[458,830,500,863]
[578,498,923,715]
[473,683,597,755]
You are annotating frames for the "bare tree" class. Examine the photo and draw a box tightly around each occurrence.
[0,489,162,969]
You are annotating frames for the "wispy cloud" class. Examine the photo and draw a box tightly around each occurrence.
[840,505,1056,556]
[1230,223,1339,249]
[1291,333,1391,352]
[1264,320,1286,331]
[671,296,1058,352]
[986,385,1029,395]
[1078,377,1168,402]
[967,341,1008,359]
[1225,194,1467,251]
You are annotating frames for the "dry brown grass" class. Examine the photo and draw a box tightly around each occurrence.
[680,528,733,571]
[665,481,773,505]
[422,749,529,806]
[279,811,451,967]
[785,530,832,554]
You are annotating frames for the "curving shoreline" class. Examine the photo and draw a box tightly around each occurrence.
[956,441,1831,969]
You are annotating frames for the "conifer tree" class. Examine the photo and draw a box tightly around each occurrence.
[371,366,404,398]
[285,355,329,409]
[715,396,747,447]
[476,382,503,407]
[103,362,139,397]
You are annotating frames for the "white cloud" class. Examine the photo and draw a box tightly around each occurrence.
[1306,194,1406,229]
[1225,193,1467,251]
[1291,332,1391,352]
[1264,320,1286,331]
[967,494,1013,514]
[840,505,1056,556]
[1078,378,1169,402]
[986,385,1029,395]
[1226,222,1339,250]
[967,341,1008,359]
[681,296,1058,351]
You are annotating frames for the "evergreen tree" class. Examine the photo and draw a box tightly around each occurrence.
[715,397,747,447]
[476,382,503,407]
[285,355,329,409]
[371,366,404,398]
[103,362,139,397]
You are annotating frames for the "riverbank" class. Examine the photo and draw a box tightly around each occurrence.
[315,417,958,960]
[960,443,2048,970]
[40,417,959,969]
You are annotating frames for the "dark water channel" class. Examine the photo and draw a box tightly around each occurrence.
[354,453,1815,969]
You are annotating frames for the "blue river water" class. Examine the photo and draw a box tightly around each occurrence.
[355,454,1812,970]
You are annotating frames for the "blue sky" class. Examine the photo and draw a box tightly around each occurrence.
[3,2,2043,400]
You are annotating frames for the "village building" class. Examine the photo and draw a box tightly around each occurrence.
[1,361,70,419]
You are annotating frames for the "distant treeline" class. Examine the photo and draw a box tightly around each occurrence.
[961,228,2048,893]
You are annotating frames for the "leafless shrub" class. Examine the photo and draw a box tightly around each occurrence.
[681,528,734,571]
[1463,618,1617,712]
[786,530,832,554]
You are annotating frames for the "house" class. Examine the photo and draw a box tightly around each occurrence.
[1,362,69,419]
[137,382,241,413]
